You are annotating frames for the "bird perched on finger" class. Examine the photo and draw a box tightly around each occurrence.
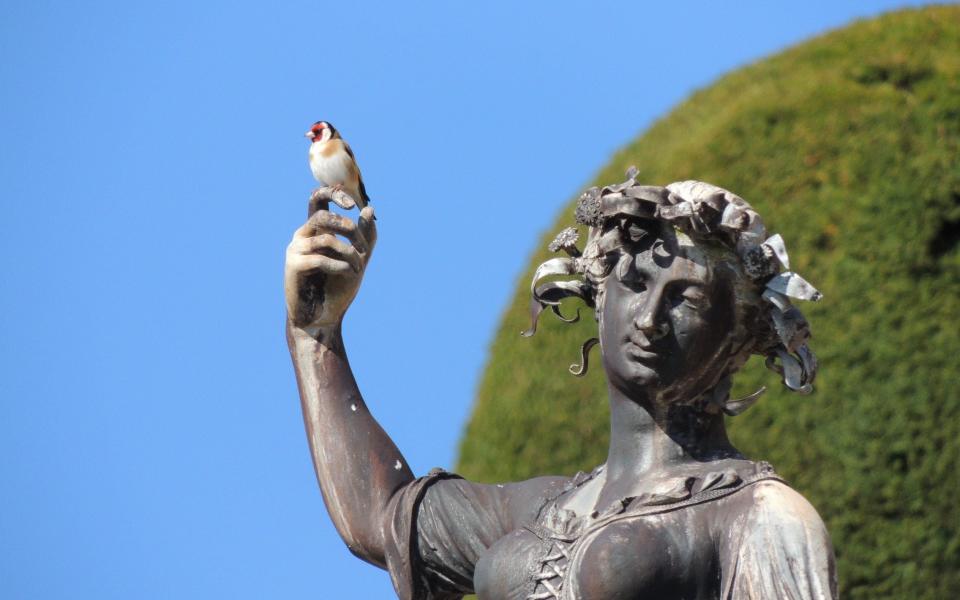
[305,121,371,209]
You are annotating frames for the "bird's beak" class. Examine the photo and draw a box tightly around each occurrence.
[304,131,315,140]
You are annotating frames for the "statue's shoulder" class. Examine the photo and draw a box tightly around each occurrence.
[743,479,827,530]
[717,477,833,559]
[717,479,838,598]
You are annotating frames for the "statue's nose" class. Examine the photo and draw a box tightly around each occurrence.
[634,308,670,342]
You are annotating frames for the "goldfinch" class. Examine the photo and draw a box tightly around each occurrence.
[305,121,370,209]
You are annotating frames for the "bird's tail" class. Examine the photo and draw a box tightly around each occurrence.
[358,177,371,208]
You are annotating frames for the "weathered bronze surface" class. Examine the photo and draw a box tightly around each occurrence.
[285,174,837,599]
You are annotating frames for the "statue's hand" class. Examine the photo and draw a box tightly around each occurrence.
[285,201,377,332]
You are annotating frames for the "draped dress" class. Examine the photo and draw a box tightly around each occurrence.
[382,459,837,600]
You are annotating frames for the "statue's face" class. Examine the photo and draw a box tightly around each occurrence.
[599,225,738,403]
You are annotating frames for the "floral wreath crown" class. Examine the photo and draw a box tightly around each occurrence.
[525,168,822,412]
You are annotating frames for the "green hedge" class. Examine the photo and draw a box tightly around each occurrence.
[457,7,960,599]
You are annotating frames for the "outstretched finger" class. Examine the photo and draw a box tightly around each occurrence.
[358,206,377,253]
[308,186,359,213]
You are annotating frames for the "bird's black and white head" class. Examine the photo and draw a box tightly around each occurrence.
[305,121,339,143]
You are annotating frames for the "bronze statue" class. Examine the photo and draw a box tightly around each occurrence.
[285,170,837,599]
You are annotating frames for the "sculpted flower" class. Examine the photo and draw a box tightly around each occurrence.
[548,227,581,256]
[575,187,603,227]
[741,244,778,280]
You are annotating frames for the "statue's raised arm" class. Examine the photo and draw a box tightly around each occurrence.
[285,190,566,597]
[285,190,410,565]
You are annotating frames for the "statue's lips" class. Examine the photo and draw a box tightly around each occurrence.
[625,336,661,362]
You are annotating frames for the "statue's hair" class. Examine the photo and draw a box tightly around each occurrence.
[524,169,822,416]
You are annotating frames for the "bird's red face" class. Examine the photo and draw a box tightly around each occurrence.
[305,121,333,143]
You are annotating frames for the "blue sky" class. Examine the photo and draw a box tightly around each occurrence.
[0,1,932,597]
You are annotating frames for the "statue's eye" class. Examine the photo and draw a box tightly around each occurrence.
[615,256,647,292]
[680,287,707,309]
[621,274,647,293]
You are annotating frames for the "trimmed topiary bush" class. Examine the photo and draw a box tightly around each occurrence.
[457,7,960,599]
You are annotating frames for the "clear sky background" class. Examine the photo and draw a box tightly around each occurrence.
[0,1,935,598]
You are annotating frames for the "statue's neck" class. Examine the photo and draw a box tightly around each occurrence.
[603,383,741,484]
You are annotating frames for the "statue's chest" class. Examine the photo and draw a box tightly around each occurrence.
[474,511,714,600]
[474,463,776,600]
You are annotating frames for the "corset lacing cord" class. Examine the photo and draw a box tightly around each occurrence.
[526,539,571,599]
[525,468,601,600]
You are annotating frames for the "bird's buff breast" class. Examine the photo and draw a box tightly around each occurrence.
[309,141,352,186]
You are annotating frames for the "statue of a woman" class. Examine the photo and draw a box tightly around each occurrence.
[285,172,837,599]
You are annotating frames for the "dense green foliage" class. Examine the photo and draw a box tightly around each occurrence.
[457,7,960,599]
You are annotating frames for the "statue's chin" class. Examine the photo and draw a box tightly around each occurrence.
[607,360,664,396]
[613,364,716,409]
